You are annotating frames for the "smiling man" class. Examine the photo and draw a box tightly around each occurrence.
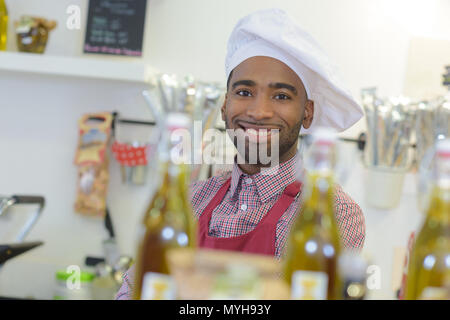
[223,55,313,173]
[116,8,365,300]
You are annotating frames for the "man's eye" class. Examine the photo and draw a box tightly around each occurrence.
[274,93,290,100]
[236,90,252,97]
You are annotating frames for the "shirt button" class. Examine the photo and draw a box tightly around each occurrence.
[245,178,252,184]
[241,204,247,211]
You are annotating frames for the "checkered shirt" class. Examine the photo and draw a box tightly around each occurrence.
[115,154,365,299]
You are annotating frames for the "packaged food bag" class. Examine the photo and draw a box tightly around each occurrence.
[74,112,113,217]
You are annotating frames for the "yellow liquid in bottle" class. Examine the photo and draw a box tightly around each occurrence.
[177,162,198,246]
[283,173,342,300]
[0,0,7,51]
[133,162,196,300]
[405,186,450,300]
[133,113,197,300]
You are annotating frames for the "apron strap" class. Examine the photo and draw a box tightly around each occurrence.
[262,180,302,225]
[198,178,231,230]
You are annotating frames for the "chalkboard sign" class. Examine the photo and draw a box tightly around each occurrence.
[84,0,147,57]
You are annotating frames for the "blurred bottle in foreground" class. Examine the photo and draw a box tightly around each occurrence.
[405,138,450,300]
[283,127,342,300]
[0,0,7,51]
[133,113,197,300]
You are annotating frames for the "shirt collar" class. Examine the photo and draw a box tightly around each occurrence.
[229,153,301,203]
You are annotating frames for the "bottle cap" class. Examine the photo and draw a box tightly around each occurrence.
[310,127,337,146]
[303,126,338,173]
[166,112,191,131]
[436,138,450,158]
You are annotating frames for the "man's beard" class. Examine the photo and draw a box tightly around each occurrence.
[225,117,302,166]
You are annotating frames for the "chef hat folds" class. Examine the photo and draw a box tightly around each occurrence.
[225,8,363,133]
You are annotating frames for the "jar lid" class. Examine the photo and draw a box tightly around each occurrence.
[56,270,95,282]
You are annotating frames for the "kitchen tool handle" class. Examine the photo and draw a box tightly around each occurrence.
[85,256,106,267]
[11,195,45,208]
[105,207,115,239]
[0,241,44,265]
[10,195,45,242]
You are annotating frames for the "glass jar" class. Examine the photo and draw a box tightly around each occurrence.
[54,270,95,300]
[15,16,56,54]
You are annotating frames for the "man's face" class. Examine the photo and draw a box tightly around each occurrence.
[221,56,314,165]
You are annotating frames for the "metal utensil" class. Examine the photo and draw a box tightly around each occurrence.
[0,195,45,242]
[362,89,414,170]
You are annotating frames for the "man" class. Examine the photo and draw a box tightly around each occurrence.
[116,8,365,299]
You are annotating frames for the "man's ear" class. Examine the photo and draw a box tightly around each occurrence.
[302,100,314,129]
[221,94,228,121]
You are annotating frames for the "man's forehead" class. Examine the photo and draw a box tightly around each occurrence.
[230,56,306,94]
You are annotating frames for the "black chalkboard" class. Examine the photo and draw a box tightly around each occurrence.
[84,0,147,57]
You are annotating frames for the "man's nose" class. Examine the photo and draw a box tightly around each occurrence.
[246,95,274,120]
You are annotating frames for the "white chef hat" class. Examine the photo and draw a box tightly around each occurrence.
[225,8,363,133]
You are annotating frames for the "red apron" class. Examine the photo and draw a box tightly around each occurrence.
[198,178,301,256]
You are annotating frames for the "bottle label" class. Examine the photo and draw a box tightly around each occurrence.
[291,270,328,300]
[419,287,449,300]
[141,272,176,300]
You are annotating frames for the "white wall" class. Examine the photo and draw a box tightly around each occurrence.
[7,0,450,95]
[0,0,449,299]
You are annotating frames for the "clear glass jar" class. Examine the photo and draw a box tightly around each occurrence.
[53,270,95,300]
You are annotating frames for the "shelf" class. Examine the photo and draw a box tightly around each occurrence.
[0,51,158,84]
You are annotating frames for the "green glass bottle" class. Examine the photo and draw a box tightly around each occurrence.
[0,0,8,51]
[133,113,197,300]
[405,138,450,300]
[283,128,342,300]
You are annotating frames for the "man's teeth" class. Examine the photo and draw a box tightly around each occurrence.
[244,128,271,135]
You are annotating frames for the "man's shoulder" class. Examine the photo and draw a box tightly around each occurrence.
[332,184,365,250]
[190,170,232,200]
[333,184,361,208]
